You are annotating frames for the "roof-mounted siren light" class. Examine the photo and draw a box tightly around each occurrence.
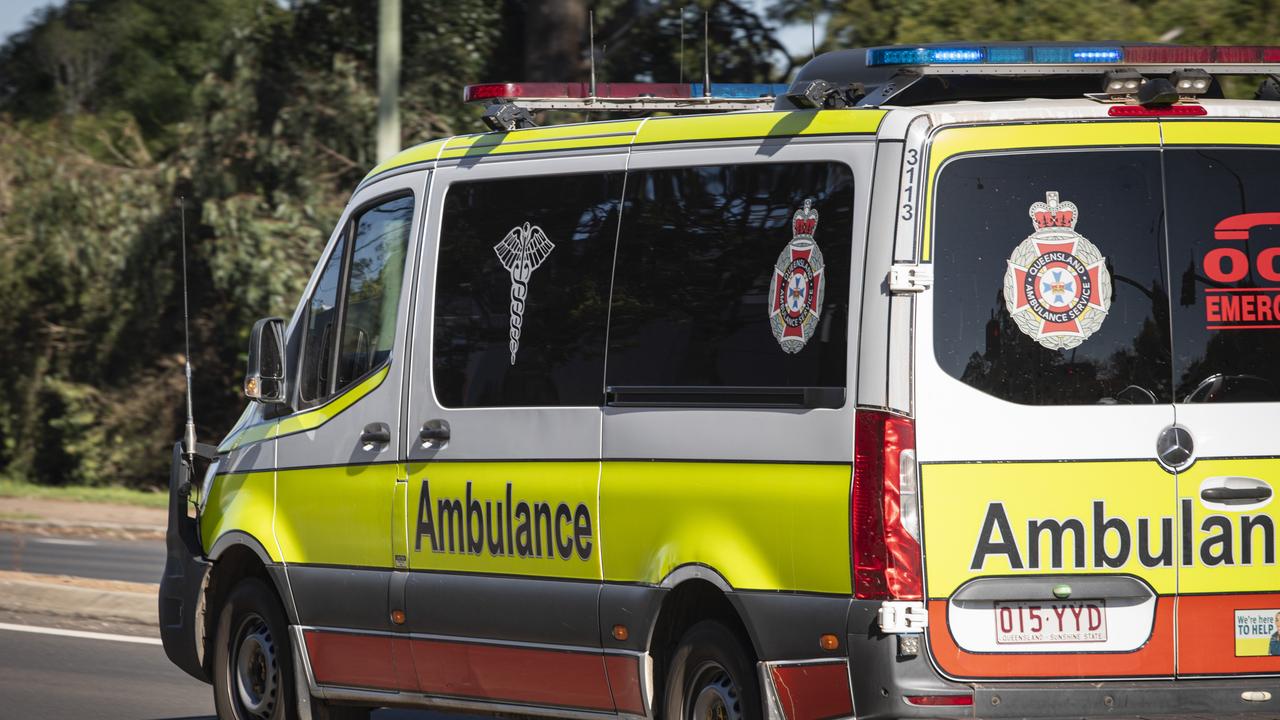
[462,81,788,128]
[785,79,866,109]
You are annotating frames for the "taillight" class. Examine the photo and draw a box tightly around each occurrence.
[852,410,923,600]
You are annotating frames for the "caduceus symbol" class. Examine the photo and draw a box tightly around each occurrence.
[493,222,555,365]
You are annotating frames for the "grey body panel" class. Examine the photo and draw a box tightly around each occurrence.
[402,572,601,648]
[731,591,852,662]
[602,141,875,464]
[288,565,393,632]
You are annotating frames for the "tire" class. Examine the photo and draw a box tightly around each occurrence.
[212,578,297,720]
[663,621,762,720]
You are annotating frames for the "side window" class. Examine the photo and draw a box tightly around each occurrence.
[1165,148,1280,403]
[299,234,347,403]
[297,194,413,405]
[604,162,854,397]
[337,195,414,387]
[433,172,623,407]
[931,151,1171,405]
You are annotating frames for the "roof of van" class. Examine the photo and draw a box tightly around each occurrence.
[362,98,1280,185]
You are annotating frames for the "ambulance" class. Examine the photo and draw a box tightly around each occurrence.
[160,43,1280,720]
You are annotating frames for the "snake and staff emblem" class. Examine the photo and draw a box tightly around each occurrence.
[493,222,555,364]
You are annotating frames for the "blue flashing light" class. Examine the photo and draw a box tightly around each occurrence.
[694,83,790,98]
[867,47,986,66]
[987,46,1031,64]
[1032,46,1122,63]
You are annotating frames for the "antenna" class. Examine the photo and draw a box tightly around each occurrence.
[179,196,197,463]
[589,10,597,98]
[811,10,817,58]
[679,6,685,84]
[702,10,710,98]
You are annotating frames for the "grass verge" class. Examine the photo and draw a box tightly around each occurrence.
[0,477,168,508]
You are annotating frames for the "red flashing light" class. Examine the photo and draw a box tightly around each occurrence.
[464,82,698,103]
[1108,104,1208,117]
[1124,46,1213,64]
[904,695,975,707]
[852,410,922,601]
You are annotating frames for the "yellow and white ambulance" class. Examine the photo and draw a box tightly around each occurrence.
[161,42,1280,720]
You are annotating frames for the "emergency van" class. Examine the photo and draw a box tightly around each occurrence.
[161,43,1280,720]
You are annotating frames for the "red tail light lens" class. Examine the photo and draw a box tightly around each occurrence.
[904,694,974,707]
[852,410,923,600]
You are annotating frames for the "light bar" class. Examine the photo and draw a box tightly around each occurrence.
[866,44,1280,67]
[463,82,789,104]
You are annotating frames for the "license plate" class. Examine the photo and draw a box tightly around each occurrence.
[994,600,1107,644]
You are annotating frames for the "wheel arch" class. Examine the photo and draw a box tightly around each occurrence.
[202,530,295,676]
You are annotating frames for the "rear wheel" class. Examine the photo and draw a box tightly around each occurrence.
[663,621,761,720]
[213,578,296,720]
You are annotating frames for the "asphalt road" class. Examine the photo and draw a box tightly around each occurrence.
[0,625,466,720]
[0,531,166,584]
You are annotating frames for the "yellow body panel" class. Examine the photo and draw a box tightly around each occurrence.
[437,119,644,160]
[274,463,398,567]
[633,109,884,146]
[1177,458,1280,594]
[921,122,1162,261]
[920,461,1178,598]
[1160,120,1280,146]
[405,462,601,580]
[365,137,449,180]
[201,470,282,562]
[600,462,851,594]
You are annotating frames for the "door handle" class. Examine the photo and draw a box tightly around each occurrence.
[360,422,391,447]
[419,419,450,447]
[1201,486,1272,502]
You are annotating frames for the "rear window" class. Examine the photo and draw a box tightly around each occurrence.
[604,162,855,402]
[932,150,1172,405]
[1165,147,1280,403]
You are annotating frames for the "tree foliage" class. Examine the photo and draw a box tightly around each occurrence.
[5,0,1273,488]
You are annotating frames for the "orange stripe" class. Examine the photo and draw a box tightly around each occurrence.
[1177,593,1280,676]
[926,598,1175,679]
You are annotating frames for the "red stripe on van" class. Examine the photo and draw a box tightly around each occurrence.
[304,631,398,690]
[604,654,646,715]
[1177,593,1280,676]
[304,630,616,710]
[769,661,853,720]
[926,598,1176,678]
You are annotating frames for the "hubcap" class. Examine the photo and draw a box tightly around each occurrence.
[233,615,278,719]
[687,661,742,720]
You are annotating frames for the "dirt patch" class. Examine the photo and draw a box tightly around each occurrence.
[0,570,156,595]
[0,497,165,539]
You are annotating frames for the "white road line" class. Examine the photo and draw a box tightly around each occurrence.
[30,538,97,547]
[0,622,161,645]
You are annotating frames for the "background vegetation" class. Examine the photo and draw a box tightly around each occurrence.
[0,0,1274,489]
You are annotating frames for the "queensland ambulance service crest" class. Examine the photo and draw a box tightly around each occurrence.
[769,199,826,354]
[1003,192,1112,350]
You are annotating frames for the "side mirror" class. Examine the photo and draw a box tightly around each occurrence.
[245,317,287,404]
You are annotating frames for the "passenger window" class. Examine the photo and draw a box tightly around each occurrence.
[336,195,414,388]
[297,194,413,405]
[1165,148,1280,403]
[931,151,1171,405]
[298,234,347,403]
[432,172,623,407]
[604,162,854,396]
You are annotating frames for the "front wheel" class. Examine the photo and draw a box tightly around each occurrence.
[212,578,296,720]
[663,621,762,720]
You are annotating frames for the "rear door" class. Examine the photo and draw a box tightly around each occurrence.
[915,124,1179,679]
[1161,125,1280,677]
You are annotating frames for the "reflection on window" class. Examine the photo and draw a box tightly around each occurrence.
[605,162,854,391]
[1166,148,1280,404]
[298,235,346,403]
[932,151,1171,405]
[337,195,413,389]
[433,173,622,408]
